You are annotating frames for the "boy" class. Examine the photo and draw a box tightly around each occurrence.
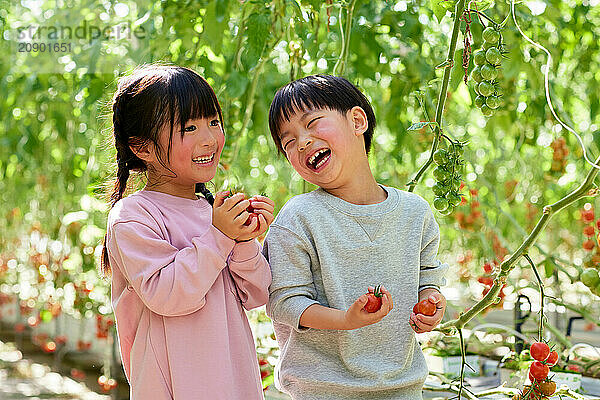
[263,75,448,400]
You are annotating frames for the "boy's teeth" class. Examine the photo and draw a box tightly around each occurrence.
[308,149,328,166]
[315,154,329,169]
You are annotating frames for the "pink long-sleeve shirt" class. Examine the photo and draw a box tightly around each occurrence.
[105,190,271,399]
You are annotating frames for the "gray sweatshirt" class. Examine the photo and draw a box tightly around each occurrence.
[262,185,448,400]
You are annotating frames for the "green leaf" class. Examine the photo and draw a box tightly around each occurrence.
[544,260,555,278]
[225,70,250,98]
[241,11,271,69]
[430,0,448,23]
[204,2,228,54]
[215,0,230,23]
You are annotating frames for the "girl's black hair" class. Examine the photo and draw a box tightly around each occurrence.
[268,74,376,154]
[100,65,221,276]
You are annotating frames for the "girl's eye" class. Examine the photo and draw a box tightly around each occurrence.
[184,125,196,132]
[210,119,220,127]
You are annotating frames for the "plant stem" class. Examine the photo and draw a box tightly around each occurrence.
[437,154,600,334]
[332,0,357,76]
[407,0,466,192]
[524,254,545,341]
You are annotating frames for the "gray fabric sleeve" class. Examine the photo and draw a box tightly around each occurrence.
[262,225,320,332]
[419,207,448,291]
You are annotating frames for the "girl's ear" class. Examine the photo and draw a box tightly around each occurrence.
[129,138,155,163]
[350,106,368,136]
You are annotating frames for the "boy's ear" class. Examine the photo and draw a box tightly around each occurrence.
[349,106,368,136]
[129,138,155,163]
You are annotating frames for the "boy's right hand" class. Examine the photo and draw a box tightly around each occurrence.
[212,191,259,240]
[343,286,393,330]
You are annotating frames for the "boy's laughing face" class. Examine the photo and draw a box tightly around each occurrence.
[278,106,368,189]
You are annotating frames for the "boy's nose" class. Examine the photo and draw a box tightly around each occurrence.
[298,138,312,152]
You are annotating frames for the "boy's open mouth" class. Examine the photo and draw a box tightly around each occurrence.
[306,148,331,171]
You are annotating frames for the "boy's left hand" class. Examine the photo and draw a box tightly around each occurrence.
[409,289,446,333]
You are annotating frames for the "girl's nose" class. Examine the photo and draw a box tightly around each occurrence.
[204,130,218,146]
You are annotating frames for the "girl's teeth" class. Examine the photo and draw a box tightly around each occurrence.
[193,154,213,164]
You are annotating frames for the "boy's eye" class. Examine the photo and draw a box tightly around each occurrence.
[184,125,196,132]
[283,138,294,150]
[210,119,220,127]
[307,116,322,128]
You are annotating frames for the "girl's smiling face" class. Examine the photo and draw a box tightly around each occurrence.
[278,106,368,189]
[145,116,225,198]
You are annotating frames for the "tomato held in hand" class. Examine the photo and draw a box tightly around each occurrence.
[243,200,260,232]
[530,342,550,362]
[364,285,383,313]
[413,299,436,316]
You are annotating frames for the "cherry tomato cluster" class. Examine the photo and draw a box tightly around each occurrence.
[98,375,118,392]
[549,137,569,175]
[96,314,114,339]
[477,260,506,309]
[454,188,484,231]
[529,342,558,380]
[579,205,600,296]
[363,285,383,313]
[432,142,465,215]
[517,343,560,399]
[471,26,504,117]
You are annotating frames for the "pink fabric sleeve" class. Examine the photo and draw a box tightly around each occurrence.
[108,220,235,317]
[228,240,272,310]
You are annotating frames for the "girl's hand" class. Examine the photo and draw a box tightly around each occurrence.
[235,195,275,242]
[409,290,446,333]
[212,191,258,240]
[343,286,393,330]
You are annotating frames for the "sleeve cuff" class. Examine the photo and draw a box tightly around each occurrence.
[230,239,260,263]
[419,285,441,292]
[277,295,320,333]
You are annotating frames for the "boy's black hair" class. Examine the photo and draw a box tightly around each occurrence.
[268,75,376,154]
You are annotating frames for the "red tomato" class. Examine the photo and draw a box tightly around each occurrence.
[483,263,493,274]
[545,350,559,366]
[364,291,383,313]
[414,299,436,316]
[584,225,595,236]
[583,239,595,250]
[530,361,549,381]
[530,342,550,362]
[536,380,556,396]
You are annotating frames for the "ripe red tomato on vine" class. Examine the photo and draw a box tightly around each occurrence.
[530,342,550,362]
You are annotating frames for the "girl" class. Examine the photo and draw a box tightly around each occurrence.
[100,65,274,399]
